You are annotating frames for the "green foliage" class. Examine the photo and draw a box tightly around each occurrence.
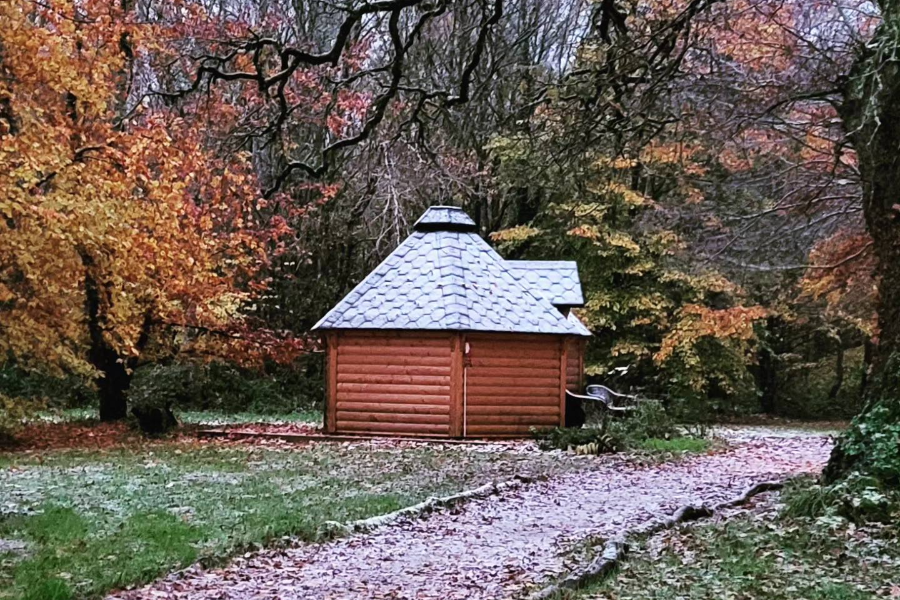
[826,352,900,485]
[0,393,33,440]
[577,496,900,600]
[0,364,93,408]
[610,400,678,441]
[0,364,87,437]
[128,357,323,416]
[783,475,899,524]
[778,346,868,420]
[636,437,710,454]
[661,336,761,419]
[535,401,694,455]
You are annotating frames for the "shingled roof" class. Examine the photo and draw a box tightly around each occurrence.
[507,260,585,307]
[313,206,589,336]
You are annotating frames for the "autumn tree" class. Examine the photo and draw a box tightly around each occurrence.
[612,0,897,477]
[483,0,770,415]
[659,0,898,478]
[490,152,768,410]
[0,0,286,423]
[667,0,873,415]
[817,0,900,482]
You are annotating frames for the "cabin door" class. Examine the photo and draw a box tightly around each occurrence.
[461,334,563,437]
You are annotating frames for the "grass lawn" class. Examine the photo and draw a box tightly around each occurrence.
[0,429,586,600]
[31,408,322,427]
[635,437,711,455]
[576,489,900,600]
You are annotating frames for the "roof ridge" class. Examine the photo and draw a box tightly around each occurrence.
[434,230,454,329]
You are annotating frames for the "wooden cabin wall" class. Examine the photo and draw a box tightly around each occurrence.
[327,331,453,436]
[463,333,564,437]
[566,338,585,392]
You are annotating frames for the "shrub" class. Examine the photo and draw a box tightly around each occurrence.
[0,392,37,440]
[608,399,678,442]
[532,426,625,454]
[535,400,689,454]
[535,395,715,459]
[0,363,94,409]
[825,352,900,485]
[128,357,323,416]
[783,474,899,524]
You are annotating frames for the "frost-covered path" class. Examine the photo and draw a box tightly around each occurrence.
[113,429,832,600]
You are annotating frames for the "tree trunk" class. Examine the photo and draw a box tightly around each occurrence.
[80,250,153,422]
[754,317,783,415]
[838,19,900,374]
[756,344,778,414]
[96,360,131,421]
[81,251,130,421]
[860,337,874,399]
[828,341,844,401]
[825,10,900,482]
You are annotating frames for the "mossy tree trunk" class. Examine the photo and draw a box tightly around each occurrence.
[825,6,900,482]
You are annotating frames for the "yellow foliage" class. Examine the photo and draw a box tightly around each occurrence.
[611,340,652,358]
[0,0,278,376]
[490,225,542,243]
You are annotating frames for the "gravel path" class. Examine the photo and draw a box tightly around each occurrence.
[112,429,832,600]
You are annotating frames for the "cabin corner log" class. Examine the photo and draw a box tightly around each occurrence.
[325,331,338,434]
[559,337,568,427]
[526,479,787,600]
[450,333,464,437]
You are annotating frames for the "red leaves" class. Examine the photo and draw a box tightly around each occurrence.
[4,421,136,452]
[800,229,877,334]
[0,0,308,377]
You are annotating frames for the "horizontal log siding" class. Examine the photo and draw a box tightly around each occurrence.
[333,332,453,436]
[464,334,563,437]
[566,338,584,392]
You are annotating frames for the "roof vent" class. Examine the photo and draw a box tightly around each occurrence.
[413,206,478,232]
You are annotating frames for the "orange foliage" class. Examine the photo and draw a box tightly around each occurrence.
[0,0,294,376]
[800,229,877,334]
[656,305,768,364]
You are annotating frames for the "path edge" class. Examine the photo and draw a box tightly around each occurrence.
[319,474,538,538]
[526,479,787,600]
[117,473,540,594]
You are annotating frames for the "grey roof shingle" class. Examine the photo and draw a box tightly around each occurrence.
[507,260,585,307]
[313,207,589,336]
[567,311,592,336]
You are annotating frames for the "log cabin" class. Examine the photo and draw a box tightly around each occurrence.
[312,206,591,438]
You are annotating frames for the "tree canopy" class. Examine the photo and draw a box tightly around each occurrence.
[1,0,898,481]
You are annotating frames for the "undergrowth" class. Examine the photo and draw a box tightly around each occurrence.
[534,401,705,455]
[572,479,900,600]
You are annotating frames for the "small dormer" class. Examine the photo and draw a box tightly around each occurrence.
[506,260,585,316]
